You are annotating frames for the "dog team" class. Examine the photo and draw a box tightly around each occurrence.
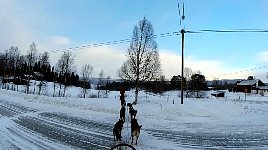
[113,88,142,145]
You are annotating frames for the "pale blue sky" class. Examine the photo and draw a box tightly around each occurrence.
[0,0,267,81]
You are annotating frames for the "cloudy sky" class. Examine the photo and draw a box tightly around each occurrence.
[0,0,267,81]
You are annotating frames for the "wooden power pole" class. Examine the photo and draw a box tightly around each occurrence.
[181,29,185,104]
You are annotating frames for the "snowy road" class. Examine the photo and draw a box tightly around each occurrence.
[146,123,268,149]
[0,99,114,149]
[1,97,268,149]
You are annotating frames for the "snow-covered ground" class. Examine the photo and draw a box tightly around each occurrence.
[0,82,268,149]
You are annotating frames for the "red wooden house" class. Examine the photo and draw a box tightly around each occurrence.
[234,79,267,94]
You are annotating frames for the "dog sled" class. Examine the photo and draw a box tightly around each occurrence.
[111,124,138,150]
[111,91,139,150]
[110,143,136,150]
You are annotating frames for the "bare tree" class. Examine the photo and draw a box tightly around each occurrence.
[104,75,110,98]
[184,67,193,97]
[81,64,93,98]
[27,42,37,72]
[37,80,46,95]
[53,68,57,97]
[1,50,9,89]
[212,77,220,91]
[36,52,49,95]
[39,52,49,66]
[56,51,75,97]
[118,17,161,104]
[97,69,105,98]
[184,67,193,81]
[190,74,207,98]
[25,42,38,94]
[7,46,19,74]
[7,46,20,91]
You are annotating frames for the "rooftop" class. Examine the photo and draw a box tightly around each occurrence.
[237,79,260,86]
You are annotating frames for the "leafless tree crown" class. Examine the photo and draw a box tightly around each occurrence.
[118,17,161,82]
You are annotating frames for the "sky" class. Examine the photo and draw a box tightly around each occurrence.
[0,0,268,82]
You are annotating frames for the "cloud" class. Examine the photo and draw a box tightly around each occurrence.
[0,1,35,53]
[159,51,225,80]
[37,36,71,55]
[72,48,227,80]
[71,48,255,80]
[0,1,70,56]
[49,36,70,46]
[159,50,256,80]
[46,47,264,81]
[257,50,268,63]
[73,46,126,78]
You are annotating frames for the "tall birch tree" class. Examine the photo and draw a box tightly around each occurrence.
[118,17,161,104]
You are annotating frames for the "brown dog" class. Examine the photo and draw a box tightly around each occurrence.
[131,118,142,145]
[113,119,124,141]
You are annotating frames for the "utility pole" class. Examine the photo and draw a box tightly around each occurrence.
[178,0,185,104]
[181,29,185,104]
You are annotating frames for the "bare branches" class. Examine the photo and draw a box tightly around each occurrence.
[81,64,93,98]
[118,17,162,103]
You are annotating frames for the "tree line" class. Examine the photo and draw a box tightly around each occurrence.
[0,42,234,98]
[0,42,90,97]
[0,17,236,99]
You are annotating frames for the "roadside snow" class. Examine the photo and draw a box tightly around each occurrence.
[0,83,267,149]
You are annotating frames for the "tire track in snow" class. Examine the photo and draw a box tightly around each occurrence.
[145,124,268,149]
[39,112,113,136]
[15,112,114,149]
[0,99,114,149]
[0,99,70,149]
[0,99,38,117]
[6,126,68,150]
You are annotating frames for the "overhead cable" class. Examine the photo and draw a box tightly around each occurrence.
[51,31,180,53]
[50,28,268,53]
[207,65,268,79]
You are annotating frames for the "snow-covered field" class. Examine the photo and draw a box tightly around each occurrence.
[0,82,268,149]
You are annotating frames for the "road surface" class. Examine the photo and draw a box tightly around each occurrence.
[1,98,268,149]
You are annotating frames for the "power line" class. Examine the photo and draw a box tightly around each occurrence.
[49,28,268,54]
[185,29,268,34]
[50,31,180,53]
[207,65,268,79]
[200,29,268,33]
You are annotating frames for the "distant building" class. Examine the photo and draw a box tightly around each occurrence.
[233,78,268,94]
[208,86,215,91]
[258,84,268,95]
[211,91,225,97]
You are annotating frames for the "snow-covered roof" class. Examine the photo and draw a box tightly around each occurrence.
[237,79,259,86]
[258,86,268,90]
[211,91,225,94]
